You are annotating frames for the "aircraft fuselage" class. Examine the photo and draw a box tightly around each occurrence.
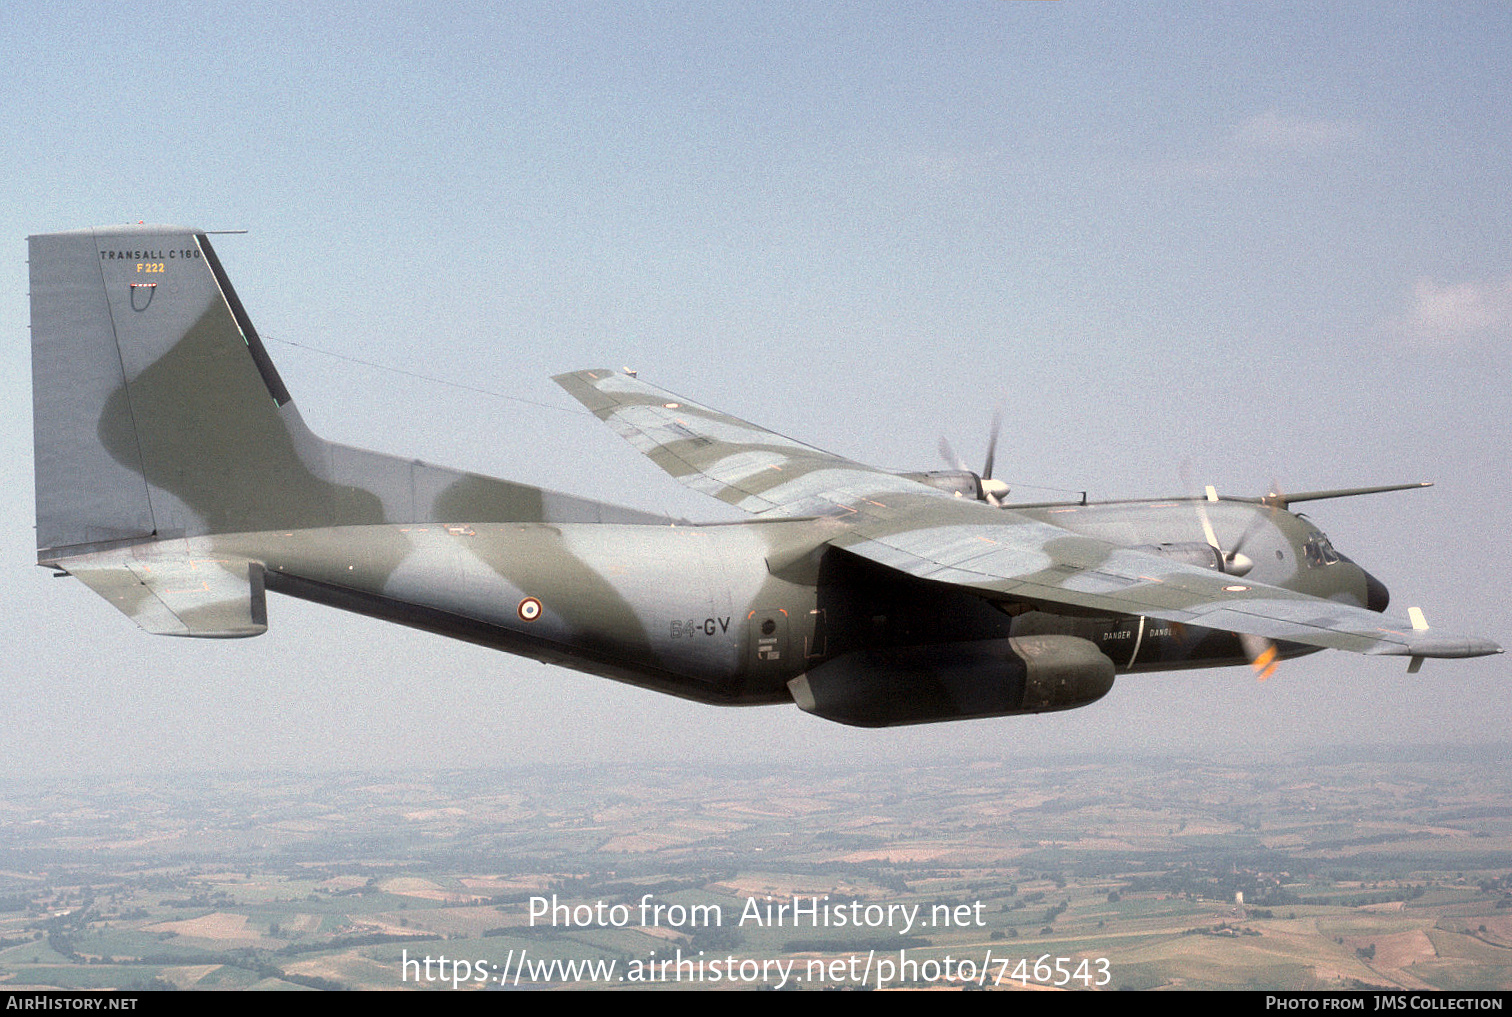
[141,492,1377,712]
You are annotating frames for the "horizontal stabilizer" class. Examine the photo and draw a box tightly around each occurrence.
[63,552,267,638]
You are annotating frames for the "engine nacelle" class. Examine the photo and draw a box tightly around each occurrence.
[1129,541,1224,571]
[787,635,1115,727]
[1129,541,1253,576]
[898,470,983,500]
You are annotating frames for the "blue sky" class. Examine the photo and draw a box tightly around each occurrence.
[2,3,1508,774]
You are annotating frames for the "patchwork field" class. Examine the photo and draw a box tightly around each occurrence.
[1,748,1509,991]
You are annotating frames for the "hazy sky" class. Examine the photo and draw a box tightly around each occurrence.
[3,2,1509,776]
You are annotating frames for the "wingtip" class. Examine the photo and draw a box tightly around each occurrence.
[1404,636,1503,660]
[550,368,616,383]
[551,370,624,414]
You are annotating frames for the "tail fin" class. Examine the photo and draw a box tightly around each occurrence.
[30,225,673,638]
[28,224,367,557]
[30,224,670,565]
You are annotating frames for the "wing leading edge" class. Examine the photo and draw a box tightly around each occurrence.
[554,369,949,516]
[558,369,1501,663]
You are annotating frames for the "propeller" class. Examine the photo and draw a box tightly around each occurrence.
[1178,466,1256,577]
[1178,467,1284,680]
[939,410,1009,506]
[937,435,968,473]
[1240,632,1280,681]
[1235,482,1300,680]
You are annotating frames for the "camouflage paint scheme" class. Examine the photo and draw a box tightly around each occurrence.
[29,225,1501,727]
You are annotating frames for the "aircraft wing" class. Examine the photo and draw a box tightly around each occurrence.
[559,369,1500,662]
[829,500,1499,660]
[555,369,949,515]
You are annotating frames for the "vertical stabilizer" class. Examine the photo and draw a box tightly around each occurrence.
[29,225,668,567]
[29,224,371,556]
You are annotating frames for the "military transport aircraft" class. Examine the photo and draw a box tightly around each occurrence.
[28,224,1501,727]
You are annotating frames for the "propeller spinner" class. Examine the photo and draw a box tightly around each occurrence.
[939,411,1009,506]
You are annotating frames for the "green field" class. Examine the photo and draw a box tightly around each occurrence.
[1,748,1509,990]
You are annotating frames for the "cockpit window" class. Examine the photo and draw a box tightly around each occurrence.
[1302,532,1341,567]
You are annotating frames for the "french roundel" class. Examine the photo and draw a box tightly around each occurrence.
[518,597,542,622]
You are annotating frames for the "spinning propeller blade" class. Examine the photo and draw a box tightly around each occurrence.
[940,412,1008,506]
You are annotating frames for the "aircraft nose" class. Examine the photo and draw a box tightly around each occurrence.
[1364,569,1390,613]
